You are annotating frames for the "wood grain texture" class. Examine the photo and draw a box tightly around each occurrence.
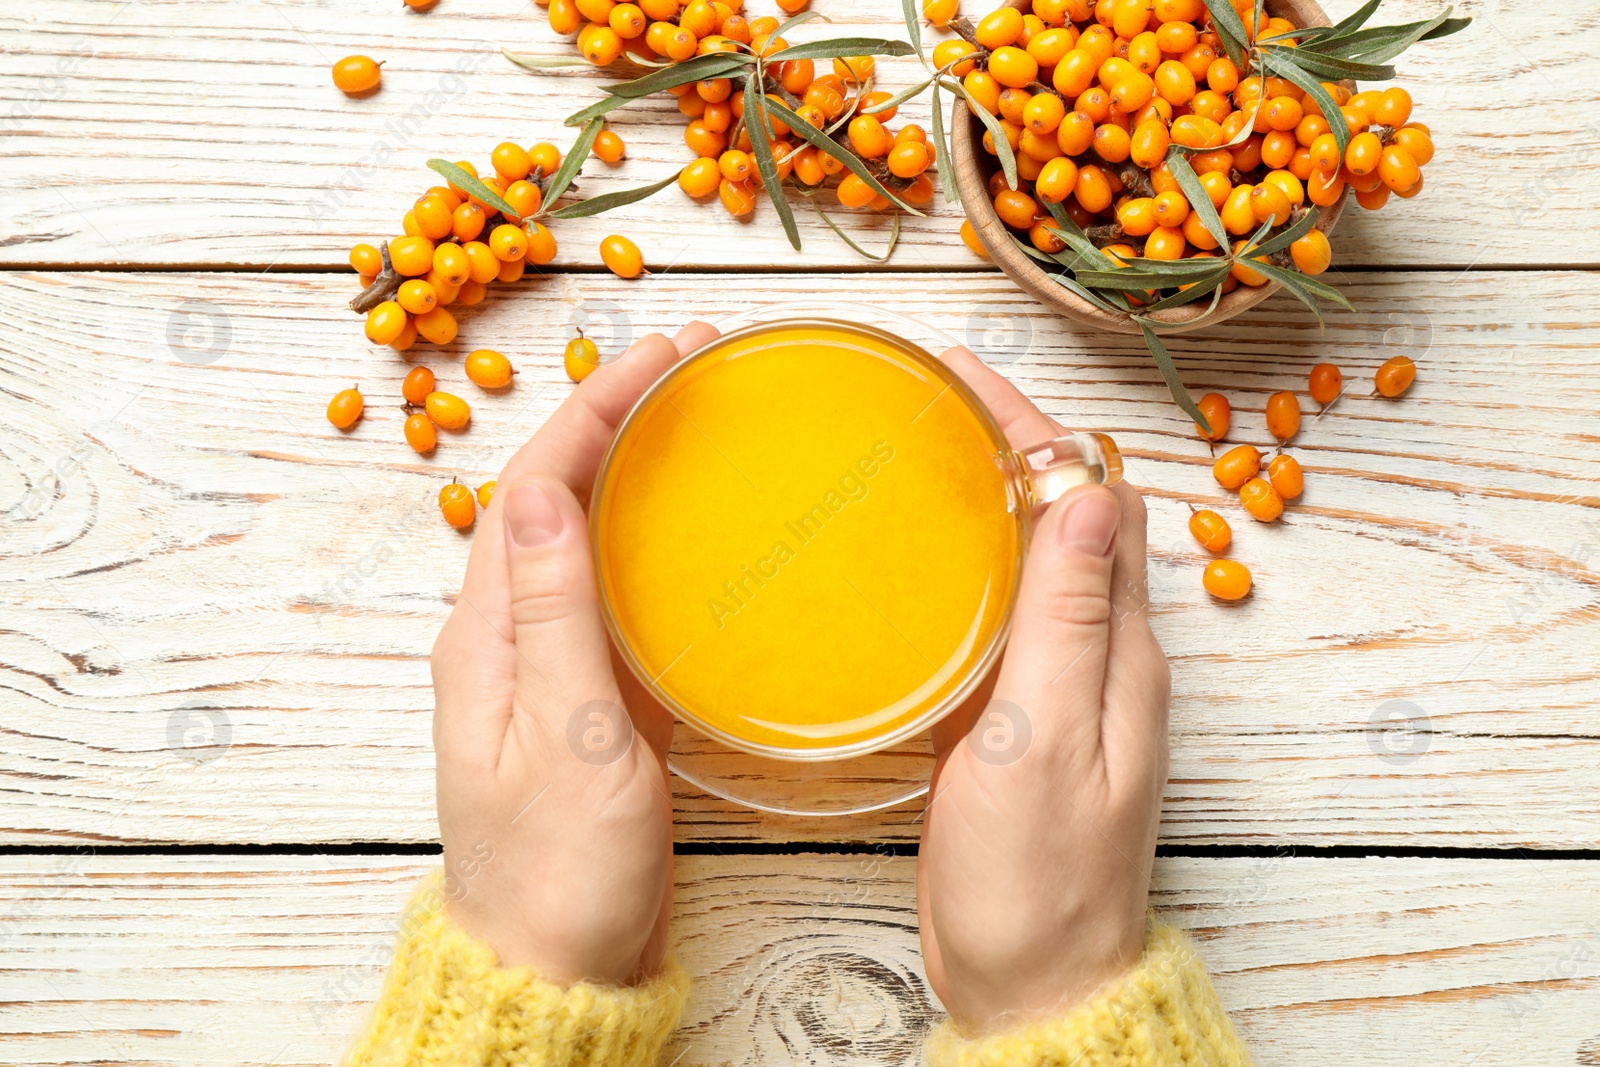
[3,269,1597,846]
[2,1,1598,269]
[1,853,1598,1066]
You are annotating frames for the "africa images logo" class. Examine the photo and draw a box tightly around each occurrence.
[706,441,895,630]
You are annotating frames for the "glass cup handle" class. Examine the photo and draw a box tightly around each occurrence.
[1012,432,1123,510]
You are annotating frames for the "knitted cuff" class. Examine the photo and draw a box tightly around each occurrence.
[344,871,689,1067]
[923,923,1253,1067]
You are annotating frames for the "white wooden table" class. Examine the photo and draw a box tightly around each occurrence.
[3,1,1599,1064]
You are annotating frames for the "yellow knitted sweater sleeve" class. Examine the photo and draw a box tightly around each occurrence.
[343,871,689,1067]
[923,923,1253,1067]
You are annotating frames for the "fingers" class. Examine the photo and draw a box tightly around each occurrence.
[499,322,719,498]
[937,346,1060,447]
[501,478,620,728]
[990,484,1123,761]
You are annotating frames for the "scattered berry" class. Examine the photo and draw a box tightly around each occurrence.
[1308,362,1342,406]
[402,366,436,406]
[1188,508,1232,553]
[599,234,644,278]
[465,349,515,389]
[425,391,471,430]
[565,330,601,381]
[326,386,363,429]
[1239,476,1284,522]
[404,411,438,454]
[1267,453,1304,500]
[1212,444,1262,490]
[1195,392,1230,441]
[1375,355,1417,397]
[1203,559,1253,601]
[477,481,497,508]
[1265,391,1301,442]
[439,480,477,529]
[333,56,382,95]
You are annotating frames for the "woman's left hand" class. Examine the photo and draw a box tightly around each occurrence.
[431,321,719,985]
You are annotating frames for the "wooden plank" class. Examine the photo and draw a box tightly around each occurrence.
[0,853,1597,1065]
[2,1,1598,269]
[3,269,1597,846]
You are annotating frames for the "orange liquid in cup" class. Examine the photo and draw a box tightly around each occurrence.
[593,321,1023,756]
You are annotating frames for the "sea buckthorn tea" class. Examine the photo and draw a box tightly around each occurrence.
[593,320,1024,757]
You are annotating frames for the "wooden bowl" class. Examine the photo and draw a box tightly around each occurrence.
[950,0,1350,335]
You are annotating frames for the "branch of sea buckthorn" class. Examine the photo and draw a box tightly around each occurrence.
[349,240,402,314]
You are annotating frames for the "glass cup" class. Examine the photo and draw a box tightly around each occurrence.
[590,307,1121,815]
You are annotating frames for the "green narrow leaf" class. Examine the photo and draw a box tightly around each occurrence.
[863,76,935,114]
[427,158,516,217]
[1249,259,1354,312]
[1201,0,1248,67]
[1249,207,1321,259]
[600,52,750,97]
[744,75,802,251]
[1073,266,1220,289]
[764,39,916,63]
[544,119,602,205]
[952,82,1018,191]
[1042,267,1132,315]
[547,172,679,219]
[809,196,901,260]
[1137,320,1208,431]
[1137,268,1231,313]
[763,97,923,215]
[1041,199,1116,269]
[774,9,827,36]
[1328,0,1383,35]
[1321,12,1465,63]
[502,49,598,70]
[899,0,922,59]
[564,95,631,127]
[1265,44,1393,81]
[1266,55,1349,156]
[929,83,958,203]
[1164,147,1227,250]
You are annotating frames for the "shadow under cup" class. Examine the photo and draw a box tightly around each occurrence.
[590,318,1121,814]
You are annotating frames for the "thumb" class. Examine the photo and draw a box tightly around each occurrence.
[501,478,620,726]
[990,485,1122,756]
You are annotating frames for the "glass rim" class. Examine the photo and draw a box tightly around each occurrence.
[589,316,1029,764]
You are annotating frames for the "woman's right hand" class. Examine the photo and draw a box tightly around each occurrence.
[917,348,1171,1032]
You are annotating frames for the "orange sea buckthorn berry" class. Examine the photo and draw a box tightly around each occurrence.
[837,173,876,209]
[583,26,624,63]
[1117,197,1157,236]
[989,46,1039,89]
[679,156,721,196]
[402,366,436,406]
[1112,0,1152,38]
[1128,30,1162,74]
[364,301,408,346]
[463,241,500,284]
[593,129,626,163]
[1239,476,1284,522]
[975,6,1024,47]
[549,0,583,32]
[923,0,959,27]
[565,330,602,381]
[834,55,875,84]
[1074,163,1113,213]
[960,219,990,258]
[685,118,728,157]
[1393,125,1434,166]
[847,114,892,158]
[1028,27,1077,67]
[397,279,438,315]
[491,142,533,183]
[1230,239,1270,286]
[332,56,382,95]
[1053,49,1097,96]
[1092,122,1132,163]
[1267,453,1304,500]
[1189,508,1232,553]
[1378,144,1420,193]
[1265,390,1301,441]
[1355,184,1391,210]
[439,481,477,530]
[1307,167,1345,207]
[1023,92,1066,135]
[887,140,932,178]
[452,202,487,243]
[404,412,437,454]
[1145,225,1185,260]
[1263,95,1302,131]
[465,348,515,389]
[1213,443,1261,489]
[933,39,978,77]
[349,243,383,276]
[502,180,543,222]
[1248,182,1292,226]
[1373,86,1413,127]
[1030,219,1067,253]
[431,245,469,289]
[456,280,488,307]
[489,223,527,262]
[1220,184,1255,234]
[1308,362,1342,406]
[498,258,526,284]
[1203,558,1252,600]
[600,234,644,278]
[994,187,1040,229]
[1290,229,1332,276]
[1151,189,1190,228]
[425,391,471,430]
[389,236,435,277]
[414,306,458,345]
[718,149,753,183]
[326,386,363,429]
[1375,355,1416,397]
[523,220,559,265]
[719,178,757,216]
[1034,157,1078,203]
[1344,131,1382,175]
[1195,391,1230,441]
[476,481,497,508]
[609,2,646,37]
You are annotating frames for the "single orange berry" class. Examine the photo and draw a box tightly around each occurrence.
[525,222,558,266]
[365,301,408,345]
[397,279,438,315]
[1213,444,1261,489]
[402,366,435,406]
[465,349,515,389]
[960,219,990,258]
[600,234,644,278]
[439,480,477,530]
[1267,453,1304,500]
[565,331,601,381]
[1203,559,1252,601]
[1195,392,1230,441]
[1290,229,1332,275]
[1188,508,1232,553]
[326,386,363,429]
[476,481,497,508]
[1239,476,1284,522]
[413,306,458,345]
[332,56,382,95]
[389,236,435,277]
[489,223,528,262]
[425,391,471,430]
[349,243,383,276]
[887,141,932,178]
[1308,362,1342,405]
[1265,390,1301,441]
[679,157,722,197]
[594,129,627,163]
[404,411,437,454]
[1375,355,1416,397]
